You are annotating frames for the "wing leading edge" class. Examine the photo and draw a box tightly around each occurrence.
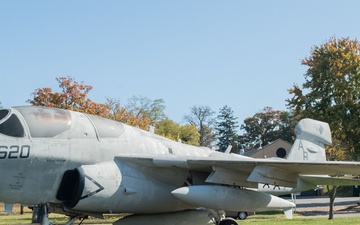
[115,153,360,188]
[115,118,360,189]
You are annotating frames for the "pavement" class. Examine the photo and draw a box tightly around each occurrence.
[288,196,360,218]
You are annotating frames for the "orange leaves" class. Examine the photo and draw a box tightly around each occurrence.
[289,37,360,160]
[28,77,156,131]
[29,87,57,107]
[28,76,110,117]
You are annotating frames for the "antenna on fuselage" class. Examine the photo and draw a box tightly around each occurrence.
[149,125,155,134]
[224,145,233,154]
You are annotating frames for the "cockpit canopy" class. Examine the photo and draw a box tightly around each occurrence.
[0,109,24,137]
[0,106,125,139]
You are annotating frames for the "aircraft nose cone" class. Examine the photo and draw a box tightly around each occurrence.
[171,187,191,202]
[171,187,189,196]
[267,195,296,209]
[284,200,296,208]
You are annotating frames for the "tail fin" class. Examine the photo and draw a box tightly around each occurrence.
[287,118,332,162]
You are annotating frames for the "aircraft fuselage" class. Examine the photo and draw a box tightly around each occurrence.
[0,106,208,213]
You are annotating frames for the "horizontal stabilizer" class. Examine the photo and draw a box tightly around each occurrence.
[300,175,360,186]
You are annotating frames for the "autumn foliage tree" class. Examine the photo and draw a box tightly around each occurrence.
[106,97,151,130]
[288,37,360,160]
[287,37,360,219]
[28,77,110,117]
[155,119,200,146]
[179,125,200,146]
[241,107,295,149]
[28,77,169,131]
[126,96,166,124]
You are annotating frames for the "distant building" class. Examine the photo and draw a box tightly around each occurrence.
[244,139,292,159]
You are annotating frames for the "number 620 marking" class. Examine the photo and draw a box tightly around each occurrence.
[0,145,30,159]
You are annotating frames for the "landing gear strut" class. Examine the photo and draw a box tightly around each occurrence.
[31,204,85,225]
[31,204,53,225]
[207,209,238,225]
[31,205,45,223]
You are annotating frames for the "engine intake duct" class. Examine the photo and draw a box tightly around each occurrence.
[56,169,85,208]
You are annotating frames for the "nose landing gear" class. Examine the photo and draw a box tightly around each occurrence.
[31,204,85,225]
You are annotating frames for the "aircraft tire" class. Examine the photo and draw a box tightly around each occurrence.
[219,218,238,225]
[238,211,247,220]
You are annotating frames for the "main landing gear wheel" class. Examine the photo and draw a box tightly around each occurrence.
[238,211,247,220]
[219,218,238,225]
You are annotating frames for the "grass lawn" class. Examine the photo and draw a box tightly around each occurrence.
[1,213,360,225]
[242,217,360,225]
[0,213,119,224]
[1,206,360,225]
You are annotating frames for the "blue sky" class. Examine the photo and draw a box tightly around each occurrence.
[1,1,359,125]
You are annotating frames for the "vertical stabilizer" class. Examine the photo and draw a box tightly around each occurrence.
[287,118,332,162]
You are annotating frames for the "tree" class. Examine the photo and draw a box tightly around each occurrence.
[240,107,295,149]
[28,77,110,117]
[324,135,348,220]
[184,105,216,147]
[155,119,200,146]
[179,125,200,146]
[287,37,360,160]
[106,97,151,130]
[106,97,127,122]
[276,110,296,144]
[127,95,166,125]
[155,119,181,140]
[287,37,360,219]
[215,105,240,153]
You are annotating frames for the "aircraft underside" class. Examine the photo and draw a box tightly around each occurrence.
[32,203,239,225]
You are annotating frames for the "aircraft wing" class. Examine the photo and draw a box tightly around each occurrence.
[186,157,360,175]
[115,153,360,188]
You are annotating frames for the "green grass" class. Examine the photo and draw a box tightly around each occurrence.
[1,211,360,225]
[242,217,360,225]
[0,213,119,224]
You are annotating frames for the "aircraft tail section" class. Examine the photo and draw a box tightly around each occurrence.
[287,118,331,162]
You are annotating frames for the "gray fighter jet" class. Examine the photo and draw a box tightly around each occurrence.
[0,106,359,225]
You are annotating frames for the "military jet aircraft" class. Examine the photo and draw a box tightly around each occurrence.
[0,106,360,225]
